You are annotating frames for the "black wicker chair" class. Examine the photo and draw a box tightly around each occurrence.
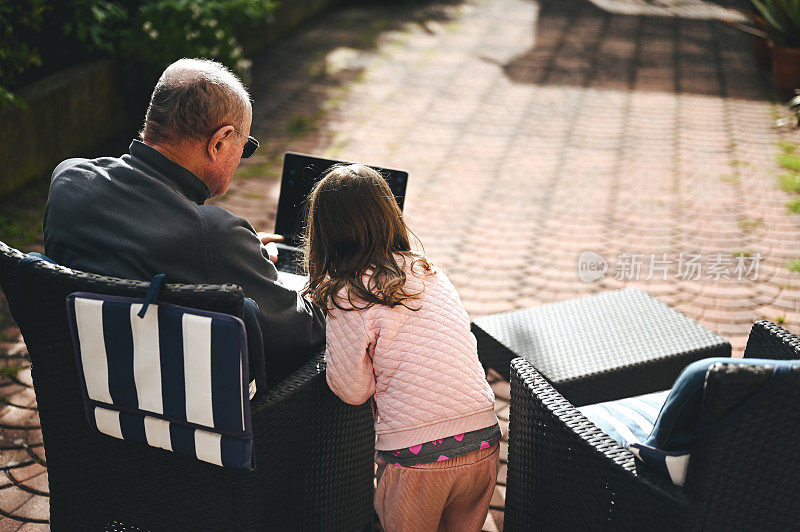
[505,320,800,531]
[0,241,375,531]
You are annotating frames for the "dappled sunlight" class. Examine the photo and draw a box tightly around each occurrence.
[588,0,747,21]
[325,47,371,76]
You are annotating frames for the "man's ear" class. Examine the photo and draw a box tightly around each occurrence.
[207,125,235,161]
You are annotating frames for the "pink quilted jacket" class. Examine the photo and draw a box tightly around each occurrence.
[325,256,498,450]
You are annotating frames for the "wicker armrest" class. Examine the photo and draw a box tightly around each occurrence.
[251,352,326,409]
[506,357,686,531]
[247,352,374,529]
[744,320,800,360]
[511,356,637,468]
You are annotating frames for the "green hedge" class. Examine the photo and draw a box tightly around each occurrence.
[0,1,48,108]
[0,0,276,109]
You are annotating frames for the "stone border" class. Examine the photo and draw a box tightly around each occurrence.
[0,59,129,198]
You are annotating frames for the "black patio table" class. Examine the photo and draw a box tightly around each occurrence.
[472,288,731,406]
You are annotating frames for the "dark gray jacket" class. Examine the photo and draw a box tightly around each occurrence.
[44,140,325,383]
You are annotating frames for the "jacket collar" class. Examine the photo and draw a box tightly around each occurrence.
[129,140,212,205]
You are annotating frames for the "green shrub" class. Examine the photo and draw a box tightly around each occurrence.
[787,198,800,213]
[1,0,276,108]
[120,0,275,80]
[64,1,128,54]
[0,0,48,108]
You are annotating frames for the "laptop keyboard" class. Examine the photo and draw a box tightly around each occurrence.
[273,243,304,274]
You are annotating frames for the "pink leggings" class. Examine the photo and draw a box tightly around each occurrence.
[374,442,500,532]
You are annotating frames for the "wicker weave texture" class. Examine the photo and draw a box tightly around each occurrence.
[744,320,800,360]
[474,288,731,406]
[0,241,375,531]
[685,352,800,530]
[505,357,686,531]
[505,322,800,531]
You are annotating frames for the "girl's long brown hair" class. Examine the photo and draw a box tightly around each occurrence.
[303,164,432,311]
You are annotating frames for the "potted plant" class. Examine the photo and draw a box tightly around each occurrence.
[751,0,800,95]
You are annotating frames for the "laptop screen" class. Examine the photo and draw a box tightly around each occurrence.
[275,152,409,248]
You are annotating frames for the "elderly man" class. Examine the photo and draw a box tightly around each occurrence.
[43,58,325,384]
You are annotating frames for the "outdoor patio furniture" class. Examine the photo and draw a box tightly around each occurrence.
[504,320,800,531]
[472,288,731,406]
[0,241,375,531]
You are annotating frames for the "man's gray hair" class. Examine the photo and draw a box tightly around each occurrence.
[141,58,251,144]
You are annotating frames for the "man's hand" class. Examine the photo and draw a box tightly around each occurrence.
[264,242,279,263]
[257,232,283,263]
[257,232,284,245]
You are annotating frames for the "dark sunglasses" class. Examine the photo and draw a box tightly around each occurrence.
[230,128,259,158]
[242,135,259,158]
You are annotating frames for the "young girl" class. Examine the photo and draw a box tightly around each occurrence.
[303,164,501,531]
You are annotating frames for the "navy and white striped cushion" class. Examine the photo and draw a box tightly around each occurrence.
[580,359,800,487]
[66,292,254,470]
[578,390,691,486]
[578,390,670,448]
[627,443,691,486]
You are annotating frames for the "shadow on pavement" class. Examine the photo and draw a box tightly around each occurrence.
[497,0,768,100]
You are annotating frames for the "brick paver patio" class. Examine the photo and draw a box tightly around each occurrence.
[3,0,800,528]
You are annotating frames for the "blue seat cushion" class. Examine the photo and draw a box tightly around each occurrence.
[580,357,800,486]
[578,390,670,448]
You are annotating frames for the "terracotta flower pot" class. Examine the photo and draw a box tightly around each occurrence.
[753,35,771,70]
[771,42,800,97]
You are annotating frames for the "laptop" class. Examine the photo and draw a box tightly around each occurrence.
[271,152,409,291]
